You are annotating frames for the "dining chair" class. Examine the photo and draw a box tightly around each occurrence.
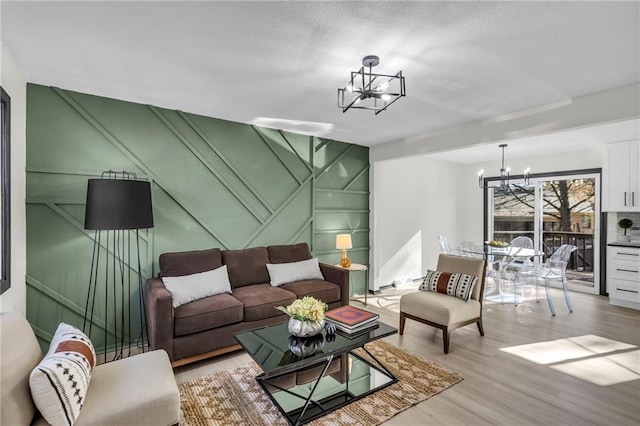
[456,241,484,258]
[437,235,452,254]
[504,236,535,288]
[515,244,577,316]
[457,241,500,299]
[510,236,533,249]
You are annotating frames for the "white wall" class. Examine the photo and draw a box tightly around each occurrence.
[371,155,461,290]
[371,146,603,290]
[0,43,27,314]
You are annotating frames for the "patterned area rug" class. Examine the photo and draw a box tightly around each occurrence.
[179,340,462,426]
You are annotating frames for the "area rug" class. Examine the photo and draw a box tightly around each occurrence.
[179,340,462,426]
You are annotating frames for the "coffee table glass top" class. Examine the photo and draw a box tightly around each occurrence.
[234,321,397,376]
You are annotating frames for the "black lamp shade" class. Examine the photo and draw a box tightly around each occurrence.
[84,179,154,230]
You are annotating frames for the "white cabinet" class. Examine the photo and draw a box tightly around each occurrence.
[602,140,640,212]
[607,245,640,310]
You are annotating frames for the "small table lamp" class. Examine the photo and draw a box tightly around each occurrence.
[336,234,353,268]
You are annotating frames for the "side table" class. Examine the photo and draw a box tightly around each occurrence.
[334,263,368,306]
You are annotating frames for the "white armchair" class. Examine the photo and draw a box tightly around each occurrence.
[1,311,180,426]
[399,254,486,353]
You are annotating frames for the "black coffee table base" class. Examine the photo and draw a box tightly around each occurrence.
[256,346,397,426]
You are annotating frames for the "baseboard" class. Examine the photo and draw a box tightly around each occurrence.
[171,344,243,368]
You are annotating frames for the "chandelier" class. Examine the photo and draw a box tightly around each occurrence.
[478,144,531,191]
[337,55,406,115]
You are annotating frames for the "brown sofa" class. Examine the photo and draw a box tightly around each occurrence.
[145,243,349,366]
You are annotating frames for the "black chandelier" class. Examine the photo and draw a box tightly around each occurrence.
[337,55,406,115]
[478,144,531,191]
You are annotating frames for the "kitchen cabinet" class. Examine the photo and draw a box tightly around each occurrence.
[602,140,640,212]
[607,244,640,310]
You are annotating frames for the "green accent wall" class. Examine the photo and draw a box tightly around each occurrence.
[26,84,369,352]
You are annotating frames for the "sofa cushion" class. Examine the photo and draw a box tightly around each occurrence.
[162,265,232,308]
[280,280,342,304]
[223,247,270,288]
[0,312,43,426]
[159,248,222,277]
[400,291,482,326]
[267,258,324,287]
[232,284,296,321]
[29,323,96,426]
[174,293,244,336]
[268,242,312,264]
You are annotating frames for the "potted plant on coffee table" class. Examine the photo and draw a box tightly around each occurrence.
[276,296,328,337]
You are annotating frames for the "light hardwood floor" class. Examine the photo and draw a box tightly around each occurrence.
[174,287,640,425]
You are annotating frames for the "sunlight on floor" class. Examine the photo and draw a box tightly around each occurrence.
[501,335,636,365]
[551,350,640,386]
[501,335,639,386]
[351,283,420,314]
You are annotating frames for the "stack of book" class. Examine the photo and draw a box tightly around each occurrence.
[325,306,379,335]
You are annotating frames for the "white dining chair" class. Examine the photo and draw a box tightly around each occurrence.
[515,244,577,316]
[457,242,484,258]
[505,236,534,286]
[437,235,452,254]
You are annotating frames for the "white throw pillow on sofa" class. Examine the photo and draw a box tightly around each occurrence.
[29,322,96,426]
[162,265,232,308]
[266,258,324,287]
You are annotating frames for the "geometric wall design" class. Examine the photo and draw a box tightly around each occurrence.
[26,84,369,352]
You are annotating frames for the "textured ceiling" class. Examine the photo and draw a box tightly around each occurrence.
[1,1,639,146]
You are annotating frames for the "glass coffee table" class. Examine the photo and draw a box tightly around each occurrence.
[234,321,398,426]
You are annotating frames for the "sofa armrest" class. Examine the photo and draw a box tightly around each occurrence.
[319,263,350,306]
[144,278,174,361]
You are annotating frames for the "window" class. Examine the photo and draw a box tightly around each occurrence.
[0,86,10,294]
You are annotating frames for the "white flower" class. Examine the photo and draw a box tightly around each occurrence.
[275,296,328,321]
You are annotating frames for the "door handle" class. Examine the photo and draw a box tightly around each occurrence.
[624,192,627,206]
[633,192,636,206]
[617,288,639,294]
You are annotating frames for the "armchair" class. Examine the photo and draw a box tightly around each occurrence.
[399,254,486,353]
[0,311,180,426]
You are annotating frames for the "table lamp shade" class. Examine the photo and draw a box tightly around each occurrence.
[336,234,353,250]
[84,179,154,230]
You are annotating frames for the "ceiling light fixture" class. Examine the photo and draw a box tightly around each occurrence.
[337,55,406,115]
[478,144,531,191]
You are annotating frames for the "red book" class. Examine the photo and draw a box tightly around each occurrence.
[325,306,379,330]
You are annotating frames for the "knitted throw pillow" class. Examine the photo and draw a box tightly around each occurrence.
[420,270,477,301]
[29,323,96,426]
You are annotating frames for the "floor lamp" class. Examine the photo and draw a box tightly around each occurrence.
[83,170,153,362]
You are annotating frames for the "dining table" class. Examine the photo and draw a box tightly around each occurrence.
[457,243,545,304]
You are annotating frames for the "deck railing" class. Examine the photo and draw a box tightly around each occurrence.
[494,231,593,272]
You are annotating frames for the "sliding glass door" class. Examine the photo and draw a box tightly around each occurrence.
[487,171,600,294]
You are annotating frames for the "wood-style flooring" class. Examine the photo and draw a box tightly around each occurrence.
[174,286,640,425]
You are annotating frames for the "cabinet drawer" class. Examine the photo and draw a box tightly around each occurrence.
[608,258,640,281]
[610,279,640,303]
[608,247,640,261]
